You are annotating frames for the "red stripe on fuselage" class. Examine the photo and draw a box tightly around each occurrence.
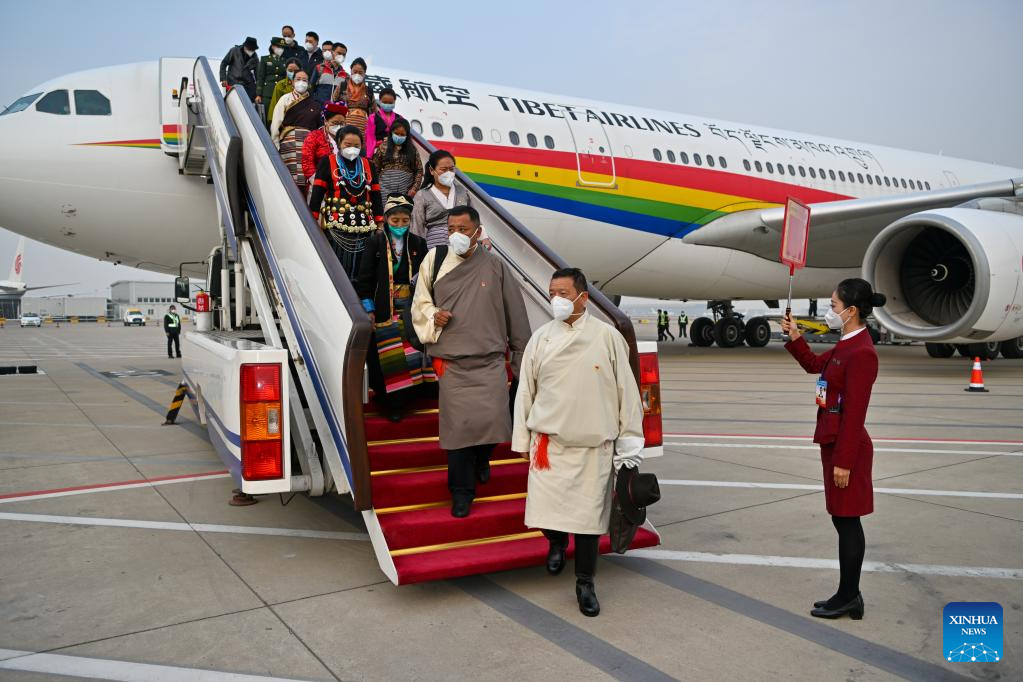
[432,140,851,205]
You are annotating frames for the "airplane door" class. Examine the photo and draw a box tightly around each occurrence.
[943,170,960,187]
[562,114,617,189]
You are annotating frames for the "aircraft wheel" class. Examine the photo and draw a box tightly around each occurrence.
[713,317,744,348]
[925,342,956,358]
[868,327,881,344]
[960,342,999,360]
[689,317,715,347]
[1000,336,1023,359]
[744,317,771,347]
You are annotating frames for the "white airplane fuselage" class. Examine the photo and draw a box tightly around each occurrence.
[0,59,1019,299]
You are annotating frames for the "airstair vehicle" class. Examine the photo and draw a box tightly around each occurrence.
[167,57,662,585]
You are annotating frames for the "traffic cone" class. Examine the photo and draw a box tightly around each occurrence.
[964,357,989,392]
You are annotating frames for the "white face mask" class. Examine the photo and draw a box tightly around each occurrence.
[293,79,309,93]
[438,170,456,187]
[244,48,255,57]
[284,36,295,44]
[322,50,332,60]
[305,40,316,51]
[272,47,284,57]
[341,146,361,161]
[449,227,479,256]
[551,291,584,322]
[335,53,346,64]
[824,306,849,331]
[351,73,365,85]
[327,124,340,136]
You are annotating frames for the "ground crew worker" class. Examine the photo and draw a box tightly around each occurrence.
[513,267,645,617]
[781,278,886,621]
[656,309,665,341]
[164,305,182,359]
[677,310,688,339]
[661,310,675,341]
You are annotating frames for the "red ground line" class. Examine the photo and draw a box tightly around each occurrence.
[663,432,1023,444]
[0,469,230,500]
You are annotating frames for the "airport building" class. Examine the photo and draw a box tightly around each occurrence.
[23,295,110,319]
[110,280,181,320]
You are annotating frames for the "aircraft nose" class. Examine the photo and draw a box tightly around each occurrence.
[0,109,49,240]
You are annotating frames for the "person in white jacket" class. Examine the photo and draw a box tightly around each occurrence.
[512,267,644,617]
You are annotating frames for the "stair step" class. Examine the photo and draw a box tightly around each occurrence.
[370,460,528,509]
[369,441,513,472]
[363,395,438,415]
[364,410,439,442]
[393,527,660,585]
[379,498,531,551]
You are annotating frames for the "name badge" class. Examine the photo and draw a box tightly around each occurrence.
[815,378,828,407]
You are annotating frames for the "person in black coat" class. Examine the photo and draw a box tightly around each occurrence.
[356,195,430,420]
[220,37,259,101]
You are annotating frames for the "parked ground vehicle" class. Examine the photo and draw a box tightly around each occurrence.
[19,312,41,327]
[122,309,146,326]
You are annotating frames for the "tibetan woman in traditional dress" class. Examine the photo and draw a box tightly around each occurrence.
[270,70,321,195]
[308,125,384,280]
[356,195,433,421]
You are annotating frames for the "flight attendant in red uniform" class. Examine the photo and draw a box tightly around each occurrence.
[781,278,886,621]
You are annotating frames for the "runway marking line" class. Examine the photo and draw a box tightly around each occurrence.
[0,470,230,504]
[626,550,1022,581]
[0,648,313,681]
[665,432,1023,445]
[658,479,1023,499]
[664,441,1023,456]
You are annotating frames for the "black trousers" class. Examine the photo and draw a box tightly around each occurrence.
[166,332,181,357]
[542,529,600,580]
[678,324,687,338]
[447,443,495,503]
[832,515,865,602]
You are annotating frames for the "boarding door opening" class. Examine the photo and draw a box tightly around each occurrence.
[562,110,617,189]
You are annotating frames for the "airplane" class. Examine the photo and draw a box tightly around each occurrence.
[0,58,1020,360]
[0,236,76,294]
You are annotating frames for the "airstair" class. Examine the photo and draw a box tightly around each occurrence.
[174,57,660,584]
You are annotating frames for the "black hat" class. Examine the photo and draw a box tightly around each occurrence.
[609,467,660,554]
[616,466,660,526]
[243,36,259,50]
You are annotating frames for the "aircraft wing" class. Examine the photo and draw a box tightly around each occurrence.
[683,177,1022,268]
[23,283,78,292]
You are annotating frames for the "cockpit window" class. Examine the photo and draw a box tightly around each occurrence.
[36,90,70,115]
[0,92,42,116]
[74,90,111,115]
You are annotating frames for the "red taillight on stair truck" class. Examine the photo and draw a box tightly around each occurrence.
[638,352,663,447]
[240,363,283,480]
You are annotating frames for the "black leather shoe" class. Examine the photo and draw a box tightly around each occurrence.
[576,579,600,617]
[451,500,471,518]
[546,543,566,576]
[811,593,864,620]
[814,594,838,609]
[476,460,491,484]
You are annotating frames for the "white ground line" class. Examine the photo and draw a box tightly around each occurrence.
[663,441,1023,457]
[666,433,1023,445]
[0,512,369,542]
[0,648,313,681]
[657,479,1023,499]
[625,550,1022,580]
[0,473,231,505]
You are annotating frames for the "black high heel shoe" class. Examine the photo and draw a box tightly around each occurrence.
[814,594,838,609]
[811,593,864,620]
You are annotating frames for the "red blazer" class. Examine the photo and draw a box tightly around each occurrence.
[785,330,878,470]
[301,128,332,185]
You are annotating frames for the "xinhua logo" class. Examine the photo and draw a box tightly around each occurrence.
[943,602,1002,662]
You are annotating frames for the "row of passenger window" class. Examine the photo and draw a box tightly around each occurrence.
[0,89,111,117]
[410,119,558,150]
[652,144,930,190]
[653,148,727,169]
[741,157,930,190]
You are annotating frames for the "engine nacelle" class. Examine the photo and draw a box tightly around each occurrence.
[863,207,1023,343]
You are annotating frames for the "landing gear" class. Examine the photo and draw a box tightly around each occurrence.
[1001,336,1023,359]
[689,317,715,346]
[713,317,744,348]
[957,342,1000,360]
[925,342,956,358]
[744,317,771,347]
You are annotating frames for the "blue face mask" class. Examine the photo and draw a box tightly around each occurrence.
[387,225,409,236]
[379,102,395,113]
[286,71,296,80]
[391,133,407,146]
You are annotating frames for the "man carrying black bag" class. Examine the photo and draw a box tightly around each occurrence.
[512,266,647,617]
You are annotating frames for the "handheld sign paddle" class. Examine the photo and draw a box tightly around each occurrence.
[780,197,811,339]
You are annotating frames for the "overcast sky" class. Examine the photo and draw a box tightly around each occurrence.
[1,0,1021,295]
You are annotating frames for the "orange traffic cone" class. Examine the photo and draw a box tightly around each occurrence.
[964,357,989,392]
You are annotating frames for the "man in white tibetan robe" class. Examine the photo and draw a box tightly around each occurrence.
[512,267,645,617]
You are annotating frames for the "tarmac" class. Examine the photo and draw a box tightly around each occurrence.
[0,322,1020,681]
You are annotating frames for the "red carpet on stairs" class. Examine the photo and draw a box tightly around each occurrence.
[364,396,660,585]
